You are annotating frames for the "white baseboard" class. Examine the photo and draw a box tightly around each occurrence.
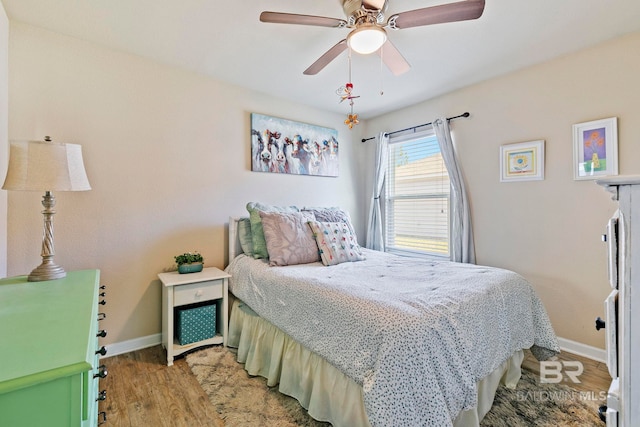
[103,333,162,358]
[558,336,606,363]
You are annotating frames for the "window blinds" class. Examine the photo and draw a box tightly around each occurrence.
[385,130,450,257]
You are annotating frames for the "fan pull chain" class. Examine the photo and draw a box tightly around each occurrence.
[348,47,352,83]
[379,45,384,96]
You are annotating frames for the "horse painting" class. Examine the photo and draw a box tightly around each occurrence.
[251,113,339,177]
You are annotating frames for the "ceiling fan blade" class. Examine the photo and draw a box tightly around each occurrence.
[389,0,485,29]
[376,40,410,76]
[303,39,348,75]
[260,11,347,28]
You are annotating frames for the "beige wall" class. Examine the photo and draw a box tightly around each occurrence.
[0,0,8,278]
[8,19,639,351]
[7,22,366,346]
[364,31,640,349]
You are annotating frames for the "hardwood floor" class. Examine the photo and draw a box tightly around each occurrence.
[99,345,610,426]
[99,345,223,427]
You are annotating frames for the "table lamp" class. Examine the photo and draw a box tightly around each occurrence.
[2,137,91,281]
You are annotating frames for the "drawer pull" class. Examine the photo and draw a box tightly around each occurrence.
[598,405,607,422]
[98,411,107,425]
[97,330,107,338]
[99,292,106,297]
[94,365,108,379]
[595,317,606,331]
[97,312,107,321]
[96,389,107,401]
[98,299,107,305]
[100,285,106,290]
[96,346,107,356]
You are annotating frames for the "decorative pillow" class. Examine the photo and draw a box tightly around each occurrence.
[302,207,357,237]
[307,220,366,266]
[237,218,254,256]
[246,202,299,259]
[260,211,319,266]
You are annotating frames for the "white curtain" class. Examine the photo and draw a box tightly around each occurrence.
[433,118,476,264]
[365,132,389,251]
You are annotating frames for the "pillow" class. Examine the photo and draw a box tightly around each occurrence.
[307,220,366,266]
[260,211,319,266]
[302,207,357,236]
[237,218,254,256]
[246,202,299,259]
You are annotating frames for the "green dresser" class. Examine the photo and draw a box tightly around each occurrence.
[0,270,105,426]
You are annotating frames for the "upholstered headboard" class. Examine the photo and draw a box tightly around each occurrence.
[228,216,244,264]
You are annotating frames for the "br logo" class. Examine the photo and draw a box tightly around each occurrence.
[540,360,584,383]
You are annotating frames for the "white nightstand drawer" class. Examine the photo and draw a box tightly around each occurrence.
[174,280,223,306]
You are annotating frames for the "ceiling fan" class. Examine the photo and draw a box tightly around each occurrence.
[260,0,486,76]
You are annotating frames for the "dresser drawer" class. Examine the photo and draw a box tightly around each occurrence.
[174,280,223,306]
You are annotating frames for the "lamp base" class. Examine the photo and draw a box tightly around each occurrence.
[28,261,66,282]
[27,191,67,282]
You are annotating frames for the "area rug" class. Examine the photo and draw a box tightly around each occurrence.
[186,346,604,427]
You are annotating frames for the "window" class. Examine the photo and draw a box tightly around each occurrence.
[385,130,450,257]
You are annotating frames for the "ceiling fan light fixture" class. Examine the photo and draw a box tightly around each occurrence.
[348,25,387,54]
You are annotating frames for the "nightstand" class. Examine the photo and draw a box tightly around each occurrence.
[158,267,231,366]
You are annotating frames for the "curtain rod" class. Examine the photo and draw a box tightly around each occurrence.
[360,112,470,143]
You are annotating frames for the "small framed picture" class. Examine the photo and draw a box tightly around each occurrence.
[500,140,545,182]
[572,117,618,180]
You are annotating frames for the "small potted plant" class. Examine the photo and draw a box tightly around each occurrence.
[174,251,204,274]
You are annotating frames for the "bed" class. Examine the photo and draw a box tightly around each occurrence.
[225,208,560,427]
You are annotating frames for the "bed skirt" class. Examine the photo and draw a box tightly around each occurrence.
[227,298,524,427]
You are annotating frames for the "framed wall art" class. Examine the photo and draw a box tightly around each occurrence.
[250,113,339,177]
[572,117,618,180]
[500,140,545,182]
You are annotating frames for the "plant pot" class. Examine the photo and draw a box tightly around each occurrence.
[178,262,203,274]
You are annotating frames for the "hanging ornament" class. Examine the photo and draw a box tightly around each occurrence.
[345,113,359,129]
[337,48,360,129]
[336,83,360,104]
[336,83,360,129]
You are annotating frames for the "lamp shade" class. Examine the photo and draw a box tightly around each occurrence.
[348,25,387,54]
[2,140,91,192]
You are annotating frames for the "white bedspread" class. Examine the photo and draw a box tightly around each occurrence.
[226,249,559,426]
